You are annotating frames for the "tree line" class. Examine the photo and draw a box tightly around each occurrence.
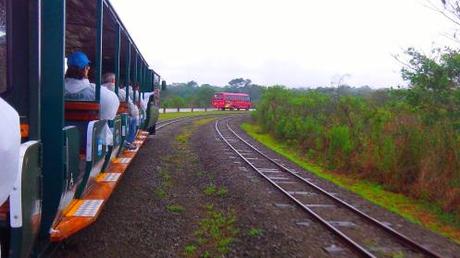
[160,79,266,108]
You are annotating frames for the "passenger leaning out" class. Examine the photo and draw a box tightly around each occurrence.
[64,51,120,145]
[102,73,138,150]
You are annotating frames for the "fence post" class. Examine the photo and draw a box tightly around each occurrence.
[177,107,180,112]
[163,107,166,114]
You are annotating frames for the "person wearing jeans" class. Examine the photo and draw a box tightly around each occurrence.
[102,72,138,150]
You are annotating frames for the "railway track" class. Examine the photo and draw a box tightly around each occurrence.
[215,118,442,258]
[156,118,185,130]
[156,112,247,130]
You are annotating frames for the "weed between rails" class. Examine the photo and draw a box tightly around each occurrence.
[167,204,185,214]
[154,166,173,199]
[185,205,238,257]
[203,184,228,197]
[247,227,263,237]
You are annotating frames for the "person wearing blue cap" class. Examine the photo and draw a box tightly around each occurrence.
[64,51,120,145]
[65,51,95,100]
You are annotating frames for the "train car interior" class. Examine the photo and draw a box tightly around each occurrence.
[0,0,162,256]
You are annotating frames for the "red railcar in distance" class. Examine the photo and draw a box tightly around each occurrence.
[211,92,251,110]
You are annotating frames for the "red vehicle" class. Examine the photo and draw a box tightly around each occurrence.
[212,92,251,110]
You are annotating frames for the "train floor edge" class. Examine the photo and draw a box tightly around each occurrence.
[49,130,150,242]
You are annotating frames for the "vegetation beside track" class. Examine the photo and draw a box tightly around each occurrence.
[241,122,460,243]
[159,110,245,121]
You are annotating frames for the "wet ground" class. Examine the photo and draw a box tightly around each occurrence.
[54,114,460,257]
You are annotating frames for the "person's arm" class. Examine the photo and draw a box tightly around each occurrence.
[99,87,120,120]
[0,98,20,205]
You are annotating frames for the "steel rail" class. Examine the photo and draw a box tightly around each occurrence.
[156,118,184,130]
[156,112,247,130]
[215,120,375,258]
[216,118,442,258]
[224,121,441,257]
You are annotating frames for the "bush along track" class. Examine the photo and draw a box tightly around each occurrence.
[241,121,460,244]
[154,117,239,257]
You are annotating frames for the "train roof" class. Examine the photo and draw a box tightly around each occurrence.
[66,0,160,79]
[216,92,250,96]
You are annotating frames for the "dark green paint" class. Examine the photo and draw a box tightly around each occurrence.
[94,0,103,102]
[39,0,65,238]
[9,142,42,258]
[114,24,121,95]
[76,120,108,197]
[125,44,131,102]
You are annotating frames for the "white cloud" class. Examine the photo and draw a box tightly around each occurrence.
[111,0,458,87]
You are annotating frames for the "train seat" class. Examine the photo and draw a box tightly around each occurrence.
[64,101,107,198]
[141,96,159,131]
[55,126,85,219]
[8,141,42,258]
[103,115,122,170]
[117,102,128,114]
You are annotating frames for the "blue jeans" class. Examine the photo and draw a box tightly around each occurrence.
[126,116,138,143]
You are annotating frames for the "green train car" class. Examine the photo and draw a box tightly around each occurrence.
[0,0,162,257]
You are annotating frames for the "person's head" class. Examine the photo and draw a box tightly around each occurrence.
[65,51,91,80]
[102,72,116,84]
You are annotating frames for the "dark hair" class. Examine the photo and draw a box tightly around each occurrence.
[65,65,87,80]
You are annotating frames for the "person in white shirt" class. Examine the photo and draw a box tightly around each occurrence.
[64,51,119,145]
[102,73,138,149]
[0,97,20,206]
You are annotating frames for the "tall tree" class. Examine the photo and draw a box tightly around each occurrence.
[426,0,460,40]
[228,78,252,88]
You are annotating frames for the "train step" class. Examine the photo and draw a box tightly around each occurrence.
[50,131,149,242]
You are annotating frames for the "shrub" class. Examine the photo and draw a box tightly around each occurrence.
[254,85,460,215]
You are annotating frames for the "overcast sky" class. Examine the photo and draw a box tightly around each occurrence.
[111,0,458,88]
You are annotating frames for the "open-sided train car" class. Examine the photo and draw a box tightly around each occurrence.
[0,1,163,257]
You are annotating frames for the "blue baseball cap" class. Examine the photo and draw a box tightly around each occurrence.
[67,51,91,69]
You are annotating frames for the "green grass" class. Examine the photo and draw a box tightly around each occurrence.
[166,204,185,214]
[175,132,191,144]
[154,188,167,199]
[203,184,228,198]
[216,187,228,197]
[154,166,172,199]
[203,184,218,196]
[183,244,197,256]
[392,251,405,258]
[241,122,460,243]
[159,110,244,121]
[175,117,217,145]
[247,227,263,237]
[194,204,238,256]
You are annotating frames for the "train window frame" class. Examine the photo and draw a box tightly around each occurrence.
[0,0,9,95]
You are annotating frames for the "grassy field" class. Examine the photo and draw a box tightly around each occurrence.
[159,110,246,121]
[241,122,460,244]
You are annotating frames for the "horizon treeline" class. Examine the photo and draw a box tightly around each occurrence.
[159,78,395,108]
[160,79,266,108]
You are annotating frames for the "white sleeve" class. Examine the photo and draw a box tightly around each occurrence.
[0,98,20,205]
[118,89,126,102]
[99,87,120,120]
